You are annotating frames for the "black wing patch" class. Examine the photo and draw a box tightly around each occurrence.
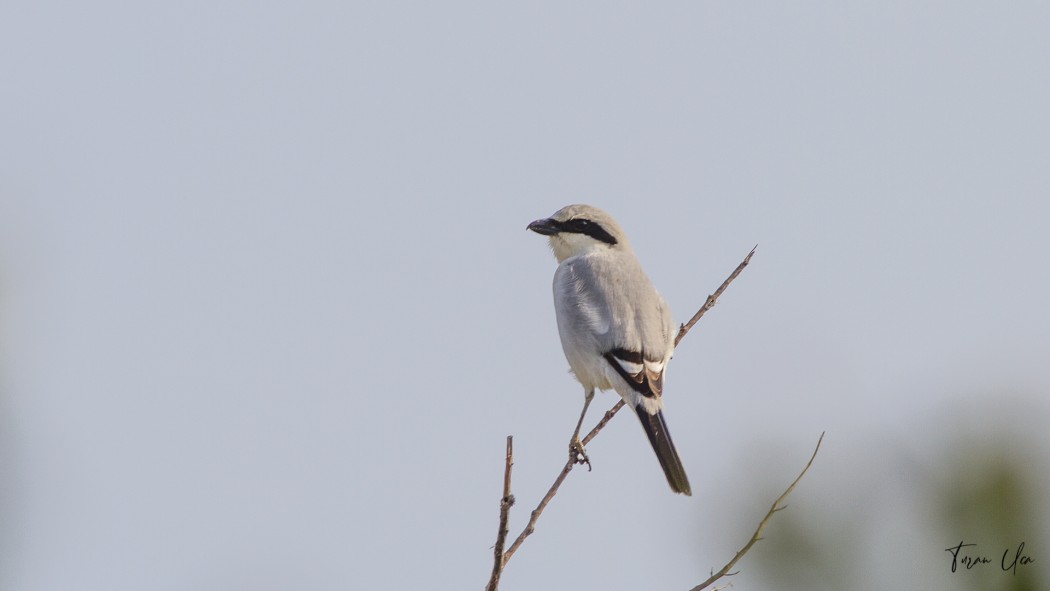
[603,347,663,399]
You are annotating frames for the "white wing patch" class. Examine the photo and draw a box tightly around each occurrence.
[611,356,643,377]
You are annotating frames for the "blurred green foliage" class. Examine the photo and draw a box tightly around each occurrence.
[741,424,1044,591]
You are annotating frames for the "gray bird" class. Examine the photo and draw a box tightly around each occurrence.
[528,204,691,495]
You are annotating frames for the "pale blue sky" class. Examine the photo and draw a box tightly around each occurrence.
[2,2,1049,590]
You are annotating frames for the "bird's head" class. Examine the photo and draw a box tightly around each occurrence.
[527,204,630,263]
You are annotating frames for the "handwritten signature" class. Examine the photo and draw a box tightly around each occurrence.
[945,541,1035,574]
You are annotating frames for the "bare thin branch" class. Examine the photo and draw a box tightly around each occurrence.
[503,437,514,498]
[485,436,515,591]
[497,246,757,573]
[582,399,626,446]
[675,245,756,348]
[687,431,825,591]
[502,455,573,562]
[501,399,629,561]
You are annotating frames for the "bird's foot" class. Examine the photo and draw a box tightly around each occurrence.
[569,437,592,471]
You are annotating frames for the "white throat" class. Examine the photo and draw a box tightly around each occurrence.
[549,233,614,263]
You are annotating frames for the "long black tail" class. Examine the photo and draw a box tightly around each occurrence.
[634,405,692,495]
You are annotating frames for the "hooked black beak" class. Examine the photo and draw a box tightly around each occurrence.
[527,218,560,236]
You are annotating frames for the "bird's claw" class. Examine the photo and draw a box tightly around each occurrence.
[570,437,592,471]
